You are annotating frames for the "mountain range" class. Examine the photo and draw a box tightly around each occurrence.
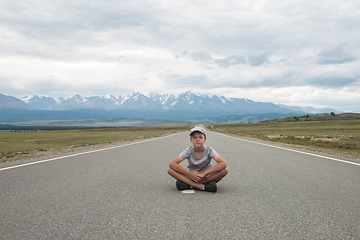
[0,92,338,124]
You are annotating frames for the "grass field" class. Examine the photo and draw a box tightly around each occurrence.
[207,115,360,159]
[1,113,359,163]
[0,126,189,163]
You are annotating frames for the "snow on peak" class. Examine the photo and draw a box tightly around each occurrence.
[20,96,33,103]
[183,95,194,104]
[37,95,49,99]
[55,97,63,104]
[160,95,173,105]
[120,95,130,104]
[74,94,87,103]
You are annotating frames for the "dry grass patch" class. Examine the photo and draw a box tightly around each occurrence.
[208,118,360,159]
[0,125,189,163]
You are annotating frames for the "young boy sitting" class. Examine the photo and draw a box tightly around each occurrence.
[167,126,228,193]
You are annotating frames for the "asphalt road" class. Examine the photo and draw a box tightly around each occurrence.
[0,131,359,239]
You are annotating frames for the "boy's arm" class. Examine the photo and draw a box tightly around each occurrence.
[198,155,227,179]
[169,156,203,182]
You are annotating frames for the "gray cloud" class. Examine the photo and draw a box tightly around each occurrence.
[213,55,247,67]
[0,0,360,111]
[180,51,249,67]
[162,73,210,88]
[317,45,357,65]
[180,50,271,67]
[307,75,359,88]
[181,51,213,62]
[247,52,270,66]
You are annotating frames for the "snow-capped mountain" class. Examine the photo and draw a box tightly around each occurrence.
[26,95,58,110]
[277,104,338,114]
[0,94,28,109]
[0,92,338,120]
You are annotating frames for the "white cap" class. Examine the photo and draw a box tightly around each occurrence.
[190,126,206,136]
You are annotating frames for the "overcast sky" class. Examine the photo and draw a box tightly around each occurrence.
[0,0,359,112]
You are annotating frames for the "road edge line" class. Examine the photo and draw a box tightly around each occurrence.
[0,132,183,171]
[213,132,360,167]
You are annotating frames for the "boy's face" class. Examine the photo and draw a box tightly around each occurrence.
[190,132,206,148]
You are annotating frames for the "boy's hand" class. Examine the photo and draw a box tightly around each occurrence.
[197,172,207,179]
[189,172,203,182]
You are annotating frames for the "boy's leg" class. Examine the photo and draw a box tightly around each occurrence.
[197,167,228,184]
[167,168,205,190]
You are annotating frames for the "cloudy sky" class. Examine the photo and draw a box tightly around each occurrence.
[0,0,359,112]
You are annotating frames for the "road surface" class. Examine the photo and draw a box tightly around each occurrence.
[0,131,359,239]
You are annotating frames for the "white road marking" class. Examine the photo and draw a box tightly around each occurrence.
[214,132,360,167]
[182,189,195,194]
[0,133,182,172]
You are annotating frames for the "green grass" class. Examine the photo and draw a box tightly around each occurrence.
[207,116,360,159]
[2,113,360,162]
[0,126,189,163]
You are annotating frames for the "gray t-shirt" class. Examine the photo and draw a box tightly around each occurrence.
[179,145,219,173]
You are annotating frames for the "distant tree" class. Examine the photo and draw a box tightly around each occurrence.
[331,112,336,116]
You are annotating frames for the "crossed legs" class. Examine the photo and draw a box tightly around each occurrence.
[167,167,228,190]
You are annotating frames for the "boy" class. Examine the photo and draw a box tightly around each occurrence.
[167,126,228,193]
